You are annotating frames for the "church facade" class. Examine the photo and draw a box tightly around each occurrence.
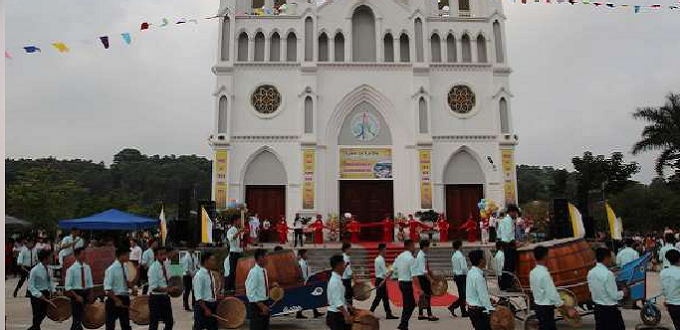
[209,0,518,238]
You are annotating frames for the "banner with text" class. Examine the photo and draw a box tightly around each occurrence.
[339,148,392,179]
[303,149,316,209]
[419,150,433,209]
[501,149,517,204]
[214,150,228,209]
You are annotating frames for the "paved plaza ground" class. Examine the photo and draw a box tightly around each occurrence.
[4,272,677,330]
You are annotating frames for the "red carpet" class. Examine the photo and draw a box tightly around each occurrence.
[371,279,459,307]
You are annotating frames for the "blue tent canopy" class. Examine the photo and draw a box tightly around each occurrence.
[59,209,159,230]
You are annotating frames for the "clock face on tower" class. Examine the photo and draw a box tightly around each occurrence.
[350,112,380,142]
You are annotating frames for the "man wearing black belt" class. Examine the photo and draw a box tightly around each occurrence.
[394,239,419,330]
[104,247,134,330]
[28,249,57,330]
[226,218,245,294]
[65,247,94,330]
[369,243,398,319]
[246,249,271,330]
[148,246,179,330]
[326,254,352,330]
[193,252,219,330]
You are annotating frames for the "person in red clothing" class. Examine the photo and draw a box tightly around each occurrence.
[381,215,394,243]
[408,215,422,242]
[276,217,289,245]
[348,218,361,243]
[437,214,450,243]
[459,216,478,243]
[310,215,325,245]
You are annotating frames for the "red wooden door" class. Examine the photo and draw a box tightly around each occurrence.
[445,184,484,239]
[339,180,394,241]
[245,185,286,241]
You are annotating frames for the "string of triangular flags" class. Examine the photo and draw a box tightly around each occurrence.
[512,0,680,12]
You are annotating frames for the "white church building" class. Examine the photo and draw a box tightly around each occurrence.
[209,0,518,240]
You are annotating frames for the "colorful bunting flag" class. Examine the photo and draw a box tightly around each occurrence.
[161,18,169,27]
[5,50,12,59]
[52,42,69,53]
[121,33,131,45]
[23,46,41,53]
[99,36,110,49]
[141,22,150,30]
[176,18,187,24]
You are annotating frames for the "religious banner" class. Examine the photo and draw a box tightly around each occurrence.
[339,148,392,179]
[214,149,228,209]
[419,149,432,209]
[302,149,315,209]
[501,149,517,203]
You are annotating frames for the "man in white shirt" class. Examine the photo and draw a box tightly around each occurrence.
[28,249,57,330]
[293,214,304,247]
[660,233,679,269]
[415,239,437,321]
[616,239,640,267]
[498,205,520,290]
[246,249,270,330]
[104,247,134,330]
[59,228,84,265]
[341,243,354,306]
[587,247,627,330]
[393,239,420,330]
[193,252,219,330]
[466,250,494,330]
[227,218,246,294]
[139,239,157,295]
[295,249,324,319]
[65,247,94,330]
[326,255,352,330]
[14,237,38,297]
[129,239,142,266]
[181,245,199,311]
[530,246,576,330]
[369,244,398,319]
[661,249,680,329]
[448,240,468,317]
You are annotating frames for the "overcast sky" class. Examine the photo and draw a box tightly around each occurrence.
[5,0,680,183]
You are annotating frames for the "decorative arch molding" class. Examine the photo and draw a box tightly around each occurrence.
[236,28,250,40]
[212,85,233,98]
[239,146,289,186]
[298,85,319,99]
[268,29,282,39]
[412,86,430,100]
[475,30,489,40]
[345,0,384,20]
[325,84,404,144]
[441,146,487,184]
[489,12,506,21]
[284,28,298,37]
[491,87,513,100]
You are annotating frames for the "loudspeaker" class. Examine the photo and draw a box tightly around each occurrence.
[178,188,191,220]
[550,199,573,239]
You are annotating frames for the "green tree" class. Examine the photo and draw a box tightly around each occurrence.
[632,93,680,176]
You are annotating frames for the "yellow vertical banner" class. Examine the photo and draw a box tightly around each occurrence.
[501,149,517,204]
[302,149,315,209]
[214,150,228,209]
[419,149,432,209]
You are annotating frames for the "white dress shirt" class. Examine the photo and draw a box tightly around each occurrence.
[451,250,468,276]
[661,265,680,305]
[393,251,417,282]
[299,259,311,282]
[140,248,154,267]
[660,244,679,269]
[28,263,56,298]
[327,272,346,313]
[245,264,269,302]
[374,255,388,279]
[495,251,505,277]
[18,246,39,268]
[342,253,352,279]
[587,263,624,306]
[129,246,143,262]
[181,252,199,277]
[224,255,230,275]
[227,227,243,253]
[65,261,94,291]
[615,247,640,267]
[104,260,130,296]
[193,267,217,303]
[530,265,563,307]
[466,266,494,312]
[413,250,427,276]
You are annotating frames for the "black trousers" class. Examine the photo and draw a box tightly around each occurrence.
[501,242,517,290]
[105,295,131,330]
[29,291,49,330]
[449,275,467,314]
[593,304,625,330]
[140,266,149,294]
[249,302,270,330]
[667,305,680,330]
[14,267,29,295]
[398,281,415,330]
[227,252,242,293]
[535,305,556,330]
[294,229,304,247]
[370,278,393,315]
[342,279,353,306]
[489,227,497,242]
[193,301,218,330]
[70,289,90,330]
[468,307,491,330]
[149,294,174,330]
[417,275,432,317]
[326,311,348,330]
[183,275,195,308]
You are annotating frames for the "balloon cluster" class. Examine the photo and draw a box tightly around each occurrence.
[477,199,499,219]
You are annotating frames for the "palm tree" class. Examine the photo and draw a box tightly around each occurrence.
[632,93,680,176]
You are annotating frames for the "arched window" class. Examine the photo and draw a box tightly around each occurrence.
[493,21,504,63]
[352,5,376,62]
[477,35,487,63]
[500,97,509,134]
[318,33,329,62]
[287,32,297,62]
[218,96,228,134]
[304,96,314,134]
[461,34,471,63]
[446,34,456,62]
[334,33,345,62]
[220,17,230,61]
[430,34,441,63]
[419,97,428,134]
[270,32,281,62]
[400,34,410,62]
[414,18,424,62]
[459,0,470,11]
[383,34,394,62]
[254,32,265,62]
[304,17,314,61]
[237,32,248,61]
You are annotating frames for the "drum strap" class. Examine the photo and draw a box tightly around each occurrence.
[121,263,128,284]
[161,263,169,284]
[263,269,269,298]
[210,271,215,299]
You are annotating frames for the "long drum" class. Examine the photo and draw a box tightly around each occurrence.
[129,295,150,325]
[47,296,72,322]
[235,250,303,292]
[216,297,246,329]
[517,238,595,303]
[83,301,106,329]
[168,276,184,298]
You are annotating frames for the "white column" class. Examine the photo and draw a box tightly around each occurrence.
[457,38,463,63]
[248,38,255,61]
[264,36,271,61]
[282,35,288,61]
[395,37,401,62]
[329,35,335,62]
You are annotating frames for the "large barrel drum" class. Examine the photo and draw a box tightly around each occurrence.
[517,238,595,303]
[235,250,303,293]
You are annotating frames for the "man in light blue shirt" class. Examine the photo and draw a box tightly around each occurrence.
[326,255,352,330]
[65,247,94,330]
[660,233,679,269]
[530,246,576,330]
[28,249,57,330]
[147,247,176,330]
[181,245,199,311]
[466,249,494,330]
[193,252,219,330]
[587,247,626,330]
[14,237,38,297]
[246,249,270,330]
[104,247,133,330]
[369,244,397,320]
[59,228,84,265]
[341,243,354,306]
[139,239,157,295]
[393,239,419,330]
[616,239,640,267]
[498,205,520,290]
[448,240,468,317]
[296,249,324,319]
[494,241,505,281]
[226,219,245,293]
[415,240,437,321]
[661,249,680,329]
